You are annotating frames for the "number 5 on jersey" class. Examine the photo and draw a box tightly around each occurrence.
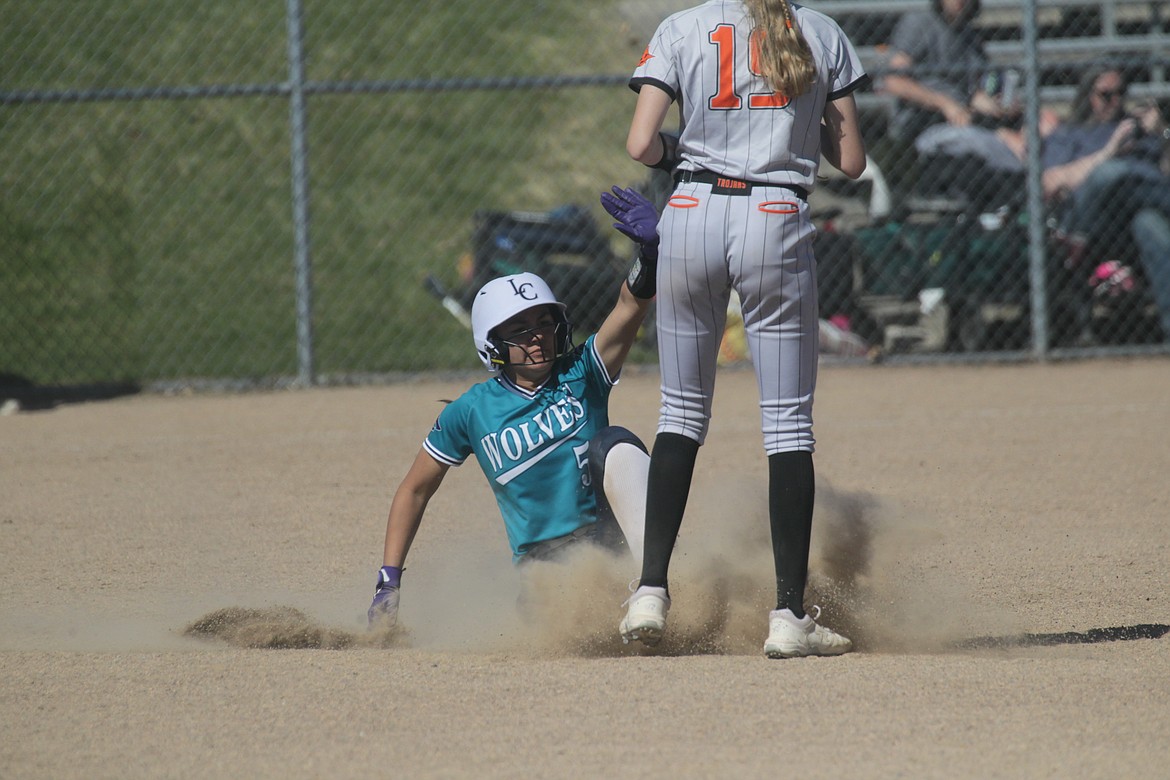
[573,441,592,488]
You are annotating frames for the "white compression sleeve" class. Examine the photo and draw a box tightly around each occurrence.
[602,442,650,565]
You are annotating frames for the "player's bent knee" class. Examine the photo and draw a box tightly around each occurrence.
[588,426,648,487]
[588,426,651,564]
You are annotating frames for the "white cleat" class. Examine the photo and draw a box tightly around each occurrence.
[764,605,852,659]
[619,585,670,646]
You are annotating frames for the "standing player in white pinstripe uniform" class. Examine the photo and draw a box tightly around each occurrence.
[617,0,869,657]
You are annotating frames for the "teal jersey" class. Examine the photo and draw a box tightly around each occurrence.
[423,335,617,560]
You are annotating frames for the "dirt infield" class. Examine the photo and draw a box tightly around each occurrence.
[2,359,1168,777]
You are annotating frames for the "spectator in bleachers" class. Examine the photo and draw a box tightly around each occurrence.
[1043,66,1170,341]
[880,0,1028,178]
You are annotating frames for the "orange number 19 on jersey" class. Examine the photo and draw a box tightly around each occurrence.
[708,24,791,110]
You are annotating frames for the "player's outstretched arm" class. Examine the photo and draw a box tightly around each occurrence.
[382,448,449,567]
[595,284,652,378]
[821,93,867,179]
[595,186,658,377]
[369,447,448,627]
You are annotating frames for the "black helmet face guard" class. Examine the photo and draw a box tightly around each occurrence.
[488,308,574,370]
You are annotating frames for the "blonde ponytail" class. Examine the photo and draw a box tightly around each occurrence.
[744,0,816,98]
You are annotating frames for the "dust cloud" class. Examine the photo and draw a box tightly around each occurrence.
[185,479,985,656]
[184,605,408,650]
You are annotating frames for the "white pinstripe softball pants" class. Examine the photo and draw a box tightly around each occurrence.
[654,181,819,455]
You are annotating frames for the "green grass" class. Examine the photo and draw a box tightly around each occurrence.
[1,0,646,386]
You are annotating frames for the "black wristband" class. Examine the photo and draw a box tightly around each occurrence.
[650,132,679,173]
[626,246,658,299]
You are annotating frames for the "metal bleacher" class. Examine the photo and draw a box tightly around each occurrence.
[816,0,1169,112]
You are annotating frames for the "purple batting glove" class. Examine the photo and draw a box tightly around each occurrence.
[367,565,402,628]
[601,186,660,254]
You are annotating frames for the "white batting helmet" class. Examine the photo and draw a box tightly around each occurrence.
[471,272,572,372]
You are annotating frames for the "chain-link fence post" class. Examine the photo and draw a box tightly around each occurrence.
[287,0,315,386]
[1022,0,1050,359]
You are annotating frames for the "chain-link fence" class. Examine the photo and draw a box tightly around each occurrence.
[825,0,1170,357]
[3,0,1168,394]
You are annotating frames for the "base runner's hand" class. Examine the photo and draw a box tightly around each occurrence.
[601,186,660,252]
[602,186,660,299]
[368,565,402,628]
[368,587,399,627]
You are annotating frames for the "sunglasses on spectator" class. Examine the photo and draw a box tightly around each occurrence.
[1094,88,1126,100]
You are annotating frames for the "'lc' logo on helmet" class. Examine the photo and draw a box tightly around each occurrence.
[510,280,537,300]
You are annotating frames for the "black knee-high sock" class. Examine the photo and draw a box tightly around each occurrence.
[638,433,700,591]
[769,450,815,618]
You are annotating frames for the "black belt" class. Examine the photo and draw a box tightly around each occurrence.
[675,169,808,200]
